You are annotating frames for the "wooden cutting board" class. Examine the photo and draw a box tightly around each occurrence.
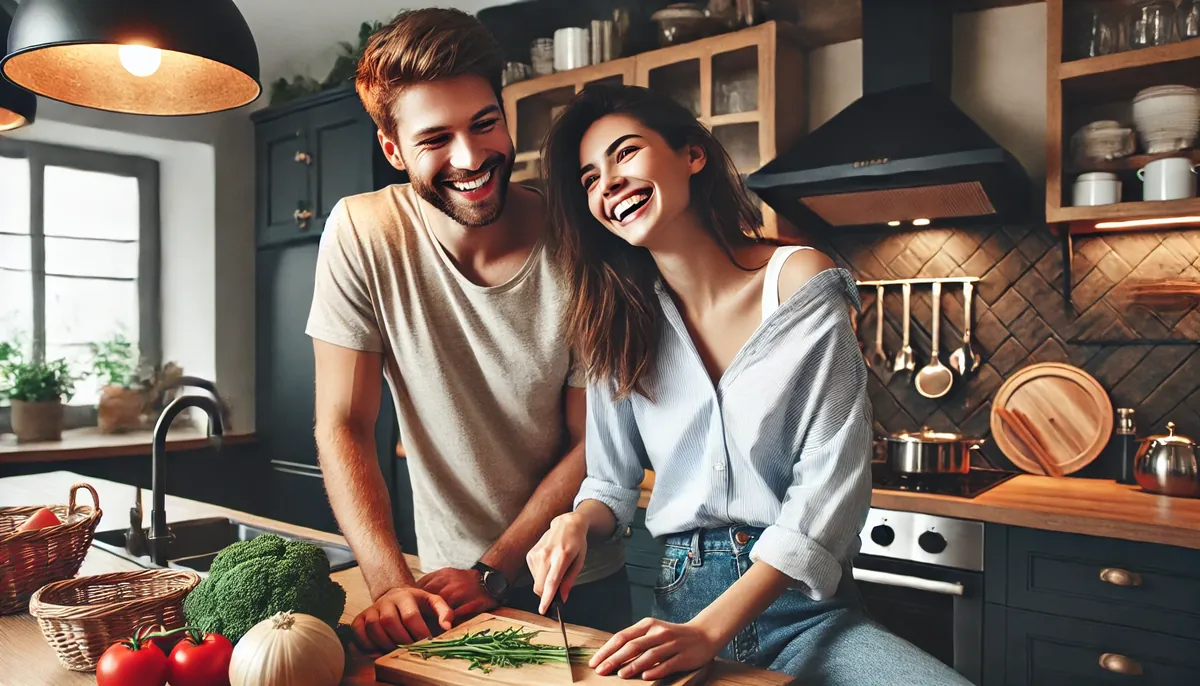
[375,612,710,686]
[990,362,1114,476]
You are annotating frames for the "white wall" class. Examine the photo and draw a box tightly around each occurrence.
[806,3,1048,181]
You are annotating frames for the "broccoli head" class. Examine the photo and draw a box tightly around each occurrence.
[183,533,347,643]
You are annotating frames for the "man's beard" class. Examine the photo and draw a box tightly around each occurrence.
[408,152,514,228]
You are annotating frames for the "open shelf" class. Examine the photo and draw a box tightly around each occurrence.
[1060,40,1200,102]
[1066,148,1200,175]
[707,111,761,127]
[1049,197,1200,230]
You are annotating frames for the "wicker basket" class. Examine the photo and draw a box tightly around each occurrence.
[0,483,103,615]
[29,569,201,671]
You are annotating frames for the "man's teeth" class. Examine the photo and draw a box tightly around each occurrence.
[614,193,650,221]
[450,170,492,191]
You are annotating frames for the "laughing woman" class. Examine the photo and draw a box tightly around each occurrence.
[525,84,969,686]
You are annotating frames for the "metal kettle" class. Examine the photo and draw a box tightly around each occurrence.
[1133,422,1200,498]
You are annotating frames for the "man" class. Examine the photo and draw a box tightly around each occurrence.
[305,8,629,653]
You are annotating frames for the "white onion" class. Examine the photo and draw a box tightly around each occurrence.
[229,611,345,686]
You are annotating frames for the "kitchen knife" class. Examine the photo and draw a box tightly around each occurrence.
[551,595,574,683]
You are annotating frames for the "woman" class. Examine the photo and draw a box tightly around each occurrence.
[525,84,969,685]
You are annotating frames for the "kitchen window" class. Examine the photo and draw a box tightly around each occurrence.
[0,139,160,429]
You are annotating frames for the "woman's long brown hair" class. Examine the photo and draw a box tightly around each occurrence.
[542,84,766,398]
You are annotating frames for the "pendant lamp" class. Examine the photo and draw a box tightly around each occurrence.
[0,7,35,131]
[2,0,260,116]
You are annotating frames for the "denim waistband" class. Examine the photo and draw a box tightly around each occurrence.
[663,525,765,557]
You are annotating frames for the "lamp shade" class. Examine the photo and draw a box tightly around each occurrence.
[0,7,35,131]
[2,0,261,116]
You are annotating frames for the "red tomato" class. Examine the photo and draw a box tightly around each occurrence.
[17,507,61,531]
[97,638,169,686]
[168,632,233,686]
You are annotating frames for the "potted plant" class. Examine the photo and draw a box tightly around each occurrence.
[89,334,144,434]
[0,343,78,443]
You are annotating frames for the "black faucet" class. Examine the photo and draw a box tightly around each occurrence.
[148,394,225,566]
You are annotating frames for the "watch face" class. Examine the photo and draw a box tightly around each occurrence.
[483,571,506,596]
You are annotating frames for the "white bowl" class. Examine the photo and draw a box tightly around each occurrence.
[1133,85,1200,154]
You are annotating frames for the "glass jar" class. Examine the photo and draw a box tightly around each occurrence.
[1124,0,1176,50]
[1066,1,1118,58]
[1180,0,1200,40]
[530,38,555,76]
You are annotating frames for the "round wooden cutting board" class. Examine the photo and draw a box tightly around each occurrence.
[990,362,1114,476]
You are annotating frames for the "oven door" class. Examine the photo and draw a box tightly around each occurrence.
[851,554,983,685]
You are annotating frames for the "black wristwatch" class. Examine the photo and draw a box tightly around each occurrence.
[472,561,510,603]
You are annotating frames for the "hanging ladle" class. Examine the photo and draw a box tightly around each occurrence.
[915,281,955,399]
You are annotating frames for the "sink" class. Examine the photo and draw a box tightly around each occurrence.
[92,517,358,575]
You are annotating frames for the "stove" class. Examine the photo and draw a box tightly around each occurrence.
[871,461,1017,498]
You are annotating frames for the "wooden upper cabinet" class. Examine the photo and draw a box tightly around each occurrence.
[502,21,806,238]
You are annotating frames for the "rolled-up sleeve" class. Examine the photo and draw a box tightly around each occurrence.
[574,380,647,538]
[750,301,874,601]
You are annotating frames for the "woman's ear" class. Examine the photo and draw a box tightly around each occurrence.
[687,143,707,175]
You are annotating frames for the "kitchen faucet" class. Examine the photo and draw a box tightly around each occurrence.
[147,394,225,566]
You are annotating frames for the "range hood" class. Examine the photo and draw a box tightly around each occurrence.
[746,0,1031,230]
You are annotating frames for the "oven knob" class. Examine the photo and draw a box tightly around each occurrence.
[919,531,947,554]
[869,524,895,547]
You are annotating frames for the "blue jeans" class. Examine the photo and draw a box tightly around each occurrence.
[655,525,972,686]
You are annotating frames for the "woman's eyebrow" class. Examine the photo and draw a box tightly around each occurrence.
[580,134,645,175]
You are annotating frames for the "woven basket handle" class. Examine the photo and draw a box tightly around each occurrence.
[67,483,100,517]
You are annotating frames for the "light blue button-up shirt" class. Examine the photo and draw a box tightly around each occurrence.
[574,268,873,600]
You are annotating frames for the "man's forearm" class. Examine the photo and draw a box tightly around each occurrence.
[479,441,585,581]
[317,421,415,599]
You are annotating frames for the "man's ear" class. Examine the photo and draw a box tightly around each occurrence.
[378,129,406,171]
[687,143,707,175]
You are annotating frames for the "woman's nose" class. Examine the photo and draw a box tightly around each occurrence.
[602,175,625,196]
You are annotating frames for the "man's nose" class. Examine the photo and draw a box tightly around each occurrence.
[449,135,488,173]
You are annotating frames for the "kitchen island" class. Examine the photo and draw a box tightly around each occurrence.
[0,471,790,686]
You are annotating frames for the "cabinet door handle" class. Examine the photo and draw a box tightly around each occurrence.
[293,208,313,228]
[1100,567,1142,587]
[1098,653,1143,675]
[624,527,632,538]
[294,151,312,165]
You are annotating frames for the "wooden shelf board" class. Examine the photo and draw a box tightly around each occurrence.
[1048,197,1200,232]
[514,151,541,164]
[1066,148,1200,175]
[1059,40,1200,102]
[707,111,762,127]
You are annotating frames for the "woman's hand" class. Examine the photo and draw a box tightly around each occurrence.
[526,511,589,614]
[590,617,722,680]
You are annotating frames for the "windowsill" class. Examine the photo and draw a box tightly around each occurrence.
[0,427,256,464]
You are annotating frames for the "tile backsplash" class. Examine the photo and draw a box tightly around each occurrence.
[813,225,1200,471]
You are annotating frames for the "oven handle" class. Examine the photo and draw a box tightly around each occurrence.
[852,567,965,596]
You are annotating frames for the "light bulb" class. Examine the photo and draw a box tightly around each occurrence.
[887,220,901,227]
[119,45,162,77]
[912,218,931,226]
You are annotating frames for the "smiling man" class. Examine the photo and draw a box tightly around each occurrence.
[305,8,629,653]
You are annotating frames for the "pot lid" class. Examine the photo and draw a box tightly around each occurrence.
[1145,421,1195,447]
[889,427,968,443]
[1077,172,1119,182]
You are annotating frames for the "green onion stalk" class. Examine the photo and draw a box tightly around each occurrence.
[402,627,595,673]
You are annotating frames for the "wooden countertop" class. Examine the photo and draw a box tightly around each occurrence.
[0,428,256,464]
[0,471,788,686]
[638,468,1200,550]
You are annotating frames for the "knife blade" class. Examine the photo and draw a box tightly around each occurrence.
[551,595,574,683]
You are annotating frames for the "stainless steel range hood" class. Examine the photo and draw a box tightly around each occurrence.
[746,0,1031,230]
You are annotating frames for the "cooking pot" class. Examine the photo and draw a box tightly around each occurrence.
[1134,422,1200,498]
[884,429,982,474]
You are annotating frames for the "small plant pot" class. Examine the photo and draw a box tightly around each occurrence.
[97,385,147,434]
[11,399,64,443]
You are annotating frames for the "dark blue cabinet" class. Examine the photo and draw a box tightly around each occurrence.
[984,526,1200,685]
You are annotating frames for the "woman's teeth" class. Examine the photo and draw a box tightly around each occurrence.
[614,192,650,222]
[450,170,492,192]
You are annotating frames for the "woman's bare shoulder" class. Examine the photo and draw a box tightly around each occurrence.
[778,247,838,302]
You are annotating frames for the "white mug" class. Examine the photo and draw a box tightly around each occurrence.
[1073,172,1121,206]
[1138,157,1198,201]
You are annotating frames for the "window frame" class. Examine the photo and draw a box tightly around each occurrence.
[0,138,160,430]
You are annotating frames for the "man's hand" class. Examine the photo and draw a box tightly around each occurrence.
[590,617,722,680]
[350,585,454,654]
[416,568,500,621]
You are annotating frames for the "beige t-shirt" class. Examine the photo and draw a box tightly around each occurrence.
[306,184,625,585]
